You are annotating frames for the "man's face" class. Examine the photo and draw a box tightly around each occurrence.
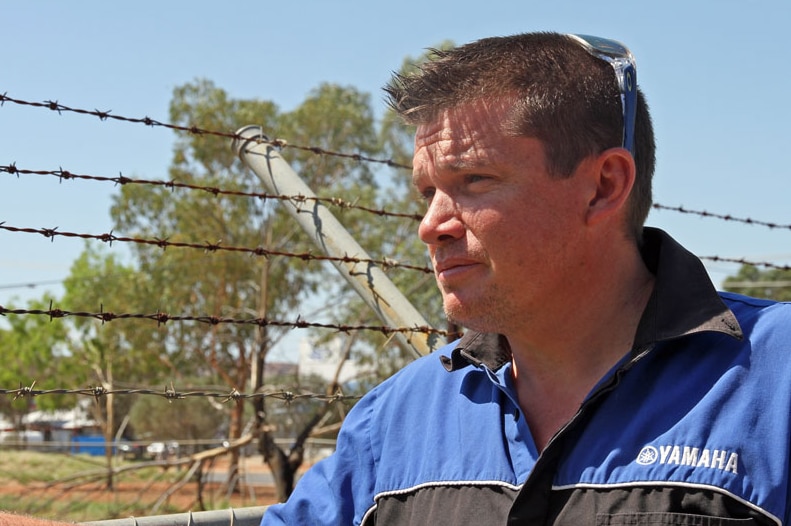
[412,101,589,334]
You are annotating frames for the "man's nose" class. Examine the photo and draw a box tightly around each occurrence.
[418,191,465,245]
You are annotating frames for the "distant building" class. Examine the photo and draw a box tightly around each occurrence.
[23,399,99,436]
[0,399,99,451]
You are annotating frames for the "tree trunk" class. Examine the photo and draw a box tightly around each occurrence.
[224,398,244,493]
[103,364,114,490]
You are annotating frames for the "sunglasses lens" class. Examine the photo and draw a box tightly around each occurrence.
[568,34,637,154]
[573,34,630,58]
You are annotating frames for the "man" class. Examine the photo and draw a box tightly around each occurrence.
[262,31,791,525]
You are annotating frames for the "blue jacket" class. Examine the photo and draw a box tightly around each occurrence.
[263,228,791,525]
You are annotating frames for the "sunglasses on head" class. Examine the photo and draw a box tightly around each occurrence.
[567,34,637,155]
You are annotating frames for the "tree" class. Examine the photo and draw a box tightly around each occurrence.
[60,244,157,488]
[86,78,424,498]
[722,264,791,301]
[0,295,72,427]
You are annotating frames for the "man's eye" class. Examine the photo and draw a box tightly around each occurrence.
[466,174,489,184]
[420,187,436,201]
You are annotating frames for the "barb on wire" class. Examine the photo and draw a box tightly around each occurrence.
[0,164,423,222]
[652,203,791,232]
[0,304,448,338]
[0,382,363,404]
[0,93,411,170]
[0,222,433,274]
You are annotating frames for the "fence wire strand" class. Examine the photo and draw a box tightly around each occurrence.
[0,304,446,337]
[651,203,791,231]
[1,220,785,272]
[0,222,433,274]
[0,93,411,170]
[1,382,361,405]
[0,163,423,222]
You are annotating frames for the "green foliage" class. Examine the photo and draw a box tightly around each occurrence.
[0,295,74,419]
[62,244,170,382]
[722,264,791,301]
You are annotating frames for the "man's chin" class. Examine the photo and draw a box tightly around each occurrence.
[444,305,500,334]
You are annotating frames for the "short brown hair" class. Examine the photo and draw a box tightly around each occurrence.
[385,32,656,239]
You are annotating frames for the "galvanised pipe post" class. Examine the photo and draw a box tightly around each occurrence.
[232,125,438,357]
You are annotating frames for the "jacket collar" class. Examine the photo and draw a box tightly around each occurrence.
[442,227,743,372]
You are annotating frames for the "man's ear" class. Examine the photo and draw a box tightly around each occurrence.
[585,148,636,226]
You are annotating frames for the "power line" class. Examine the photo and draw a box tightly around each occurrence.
[0,279,63,291]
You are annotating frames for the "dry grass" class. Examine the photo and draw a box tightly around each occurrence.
[0,449,276,523]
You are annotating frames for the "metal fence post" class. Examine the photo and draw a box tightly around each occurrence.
[232,126,439,357]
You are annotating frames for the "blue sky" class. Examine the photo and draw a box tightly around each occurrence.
[2,0,790,312]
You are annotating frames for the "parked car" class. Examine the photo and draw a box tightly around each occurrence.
[146,440,179,460]
[118,441,146,460]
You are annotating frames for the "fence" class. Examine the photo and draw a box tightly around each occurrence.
[1,92,789,525]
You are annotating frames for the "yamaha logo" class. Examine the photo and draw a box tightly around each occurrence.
[635,444,739,474]
[636,446,659,465]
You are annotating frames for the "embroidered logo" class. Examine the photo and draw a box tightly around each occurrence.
[636,446,659,465]
[635,445,739,474]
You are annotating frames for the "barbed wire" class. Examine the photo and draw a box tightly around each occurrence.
[1,221,785,272]
[0,222,433,274]
[699,255,790,272]
[1,381,362,405]
[652,203,791,231]
[0,164,423,222]
[0,303,447,338]
[0,93,411,170]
